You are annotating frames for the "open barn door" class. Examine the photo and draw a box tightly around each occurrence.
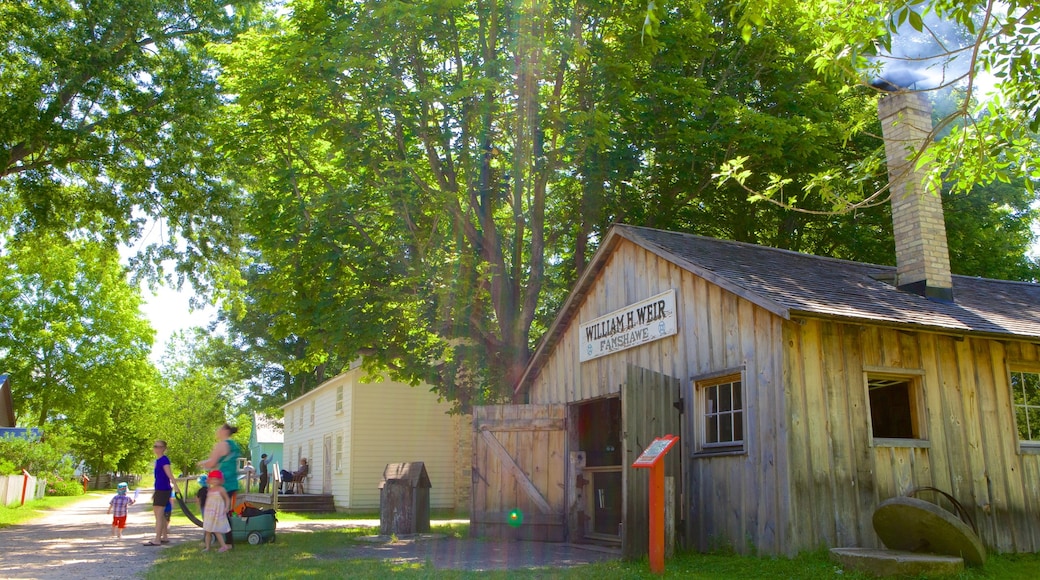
[471,404,567,541]
[622,365,682,560]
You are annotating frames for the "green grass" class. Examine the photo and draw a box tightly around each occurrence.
[147,522,1040,580]
[0,493,94,528]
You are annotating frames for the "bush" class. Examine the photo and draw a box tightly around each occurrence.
[0,433,77,480]
[45,478,83,497]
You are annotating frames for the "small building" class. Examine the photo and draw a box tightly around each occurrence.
[281,365,470,512]
[473,91,1040,558]
[0,375,15,428]
[248,412,283,475]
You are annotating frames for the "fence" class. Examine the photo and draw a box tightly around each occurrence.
[0,474,47,506]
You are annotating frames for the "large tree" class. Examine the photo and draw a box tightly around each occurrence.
[207,1,902,408]
[0,232,156,426]
[0,0,257,289]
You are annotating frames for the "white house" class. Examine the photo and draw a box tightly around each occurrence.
[281,365,470,512]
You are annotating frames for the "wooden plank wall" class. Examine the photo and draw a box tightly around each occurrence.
[528,240,790,556]
[786,319,1040,553]
[471,404,567,541]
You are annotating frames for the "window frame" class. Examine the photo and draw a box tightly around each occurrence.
[693,369,746,456]
[336,385,344,413]
[1009,363,1040,452]
[335,432,344,473]
[863,367,929,448]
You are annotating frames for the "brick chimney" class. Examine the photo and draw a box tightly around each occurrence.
[877,91,953,302]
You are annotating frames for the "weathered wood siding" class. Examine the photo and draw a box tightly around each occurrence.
[527,239,790,556]
[785,319,1040,553]
[471,404,567,541]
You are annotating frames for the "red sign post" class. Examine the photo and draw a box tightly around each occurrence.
[631,434,679,574]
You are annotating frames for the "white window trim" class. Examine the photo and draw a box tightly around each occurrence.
[1009,363,1040,452]
[692,368,746,456]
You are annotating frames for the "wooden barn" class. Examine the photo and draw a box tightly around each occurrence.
[470,91,1040,558]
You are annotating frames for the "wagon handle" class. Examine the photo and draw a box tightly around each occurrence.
[906,486,978,536]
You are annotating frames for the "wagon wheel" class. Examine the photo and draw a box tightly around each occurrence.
[247,531,263,545]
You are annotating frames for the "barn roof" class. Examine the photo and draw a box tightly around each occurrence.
[515,224,1040,395]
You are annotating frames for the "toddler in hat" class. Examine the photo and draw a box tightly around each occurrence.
[202,470,231,552]
[107,482,135,538]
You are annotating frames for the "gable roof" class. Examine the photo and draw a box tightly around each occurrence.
[516,224,1040,395]
[252,412,284,444]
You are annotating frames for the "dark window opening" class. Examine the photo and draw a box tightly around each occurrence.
[868,377,915,439]
[577,397,622,467]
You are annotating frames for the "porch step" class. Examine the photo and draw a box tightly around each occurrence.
[830,548,964,577]
[276,493,336,513]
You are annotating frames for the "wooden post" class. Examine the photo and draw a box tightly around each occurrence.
[631,434,679,575]
[664,476,675,559]
[648,462,665,573]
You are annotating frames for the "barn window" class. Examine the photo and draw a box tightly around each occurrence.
[1010,369,1040,445]
[699,375,744,449]
[867,374,924,442]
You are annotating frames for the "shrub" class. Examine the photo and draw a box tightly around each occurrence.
[45,478,83,497]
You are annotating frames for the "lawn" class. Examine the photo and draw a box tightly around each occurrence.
[0,493,94,528]
[146,521,1040,579]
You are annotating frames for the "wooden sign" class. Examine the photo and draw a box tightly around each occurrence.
[579,289,677,362]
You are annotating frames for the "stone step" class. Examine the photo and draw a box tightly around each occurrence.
[830,547,964,577]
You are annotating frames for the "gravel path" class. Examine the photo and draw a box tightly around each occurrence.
[0,493,178,580]
[0,495,618,577]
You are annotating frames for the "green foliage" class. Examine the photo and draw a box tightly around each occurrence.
[0,0,258,293]
[0,232,157,425]
[44,477,83,497]
[0,432,76,478]
[153,329,247,474]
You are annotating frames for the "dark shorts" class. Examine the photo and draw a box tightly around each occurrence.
[152,489,172,507]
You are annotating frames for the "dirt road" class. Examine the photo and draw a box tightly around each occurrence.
[0,493,179,580]
[0,494,618,578]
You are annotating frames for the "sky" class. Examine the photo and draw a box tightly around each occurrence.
[139,282,217,361]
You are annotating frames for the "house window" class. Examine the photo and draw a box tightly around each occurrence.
[699,374,744,449]
[288,408,294,432]
[335,432,343,472]
[867,374,925,442]
[336,385,343,413]
[1010,369,1040,444]
[309,400,315,425]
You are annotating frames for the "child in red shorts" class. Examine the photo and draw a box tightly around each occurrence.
[107,482,135,538]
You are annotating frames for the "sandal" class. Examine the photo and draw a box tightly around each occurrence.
[143,541,160,546]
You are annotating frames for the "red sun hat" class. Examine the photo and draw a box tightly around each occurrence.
[207,470,224,482]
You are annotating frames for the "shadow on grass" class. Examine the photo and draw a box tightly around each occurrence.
[147,525,1040,580]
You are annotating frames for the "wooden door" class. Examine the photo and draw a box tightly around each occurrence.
[622,365,682,559]
[322,434,332,495]
[471,404,567,541]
